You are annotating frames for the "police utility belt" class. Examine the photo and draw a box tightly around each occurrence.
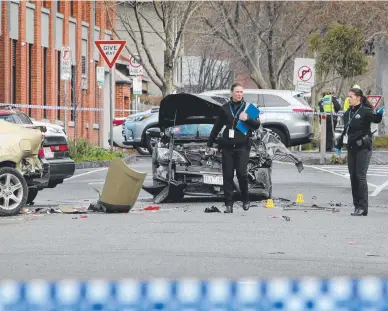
[343,106,371,148]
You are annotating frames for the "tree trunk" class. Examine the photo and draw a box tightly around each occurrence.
[375,35,388,135]
[162,65,174,97]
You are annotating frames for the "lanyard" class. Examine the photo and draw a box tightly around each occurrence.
[229,102,245,118]
[345,105,362,135]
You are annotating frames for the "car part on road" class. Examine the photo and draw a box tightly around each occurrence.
[142,93,304,204]
[204,206,221,213]
[97,158,147,213]
[0,167,28,216]
[26,188,38,205]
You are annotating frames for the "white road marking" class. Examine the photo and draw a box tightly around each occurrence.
[65,168,108,181]
[309,165,379,188]
[370,180,388,197]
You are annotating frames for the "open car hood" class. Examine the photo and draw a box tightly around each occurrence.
[159,93,226,129]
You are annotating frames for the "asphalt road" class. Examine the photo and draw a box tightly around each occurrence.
[0,158,387,280]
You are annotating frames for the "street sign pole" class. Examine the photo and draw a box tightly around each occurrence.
[109,68,114,152]
[320,115,327,164]
[61,46,71,134]
[94,40,126,150]
[96,67,104,147]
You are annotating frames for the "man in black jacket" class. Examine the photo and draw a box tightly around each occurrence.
[207,83,261,213]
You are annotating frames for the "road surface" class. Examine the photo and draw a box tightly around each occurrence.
[0,158,387,280]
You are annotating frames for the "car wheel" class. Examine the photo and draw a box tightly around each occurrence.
[26,188,39,205]
[0,167,28,216]
[136,146,151,156]
[267,127,288,146]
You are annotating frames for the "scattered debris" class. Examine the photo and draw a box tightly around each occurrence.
[275,198,291,203]
[283,204,340,212]
[366,253,380,257]
[348,241,355,245]
[143,206,161,211]
[268,215,290,221]
[204,206,221,213]
[312,196,317,199]
[269,251,285,255]
[335,203,342,207]
[59,205,88,214]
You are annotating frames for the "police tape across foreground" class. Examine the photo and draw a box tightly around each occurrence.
[0,278,387,310]
[0,102,356,116]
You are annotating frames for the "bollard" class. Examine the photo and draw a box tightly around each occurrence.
[320,115,326,164]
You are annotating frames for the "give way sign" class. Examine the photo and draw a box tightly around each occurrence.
[95,40,126,69]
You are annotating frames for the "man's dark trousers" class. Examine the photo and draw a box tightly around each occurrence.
[347,147,372,212]
[221,144,250,206]
[326,116,337,151]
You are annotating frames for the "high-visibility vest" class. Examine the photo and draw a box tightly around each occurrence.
[322,95,334,112]
[344,98,350,111]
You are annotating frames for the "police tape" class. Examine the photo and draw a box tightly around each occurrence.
[0,103,347,116]
[0,277,387,310]
[0,103,134,113]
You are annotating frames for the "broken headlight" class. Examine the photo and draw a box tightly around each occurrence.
[157,148,188,164]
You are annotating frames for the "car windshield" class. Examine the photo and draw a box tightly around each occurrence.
[168,124,214,139]
[0,114,14,122]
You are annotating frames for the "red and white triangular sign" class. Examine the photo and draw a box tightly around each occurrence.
[95,40,126,69]
[367,95,383,109]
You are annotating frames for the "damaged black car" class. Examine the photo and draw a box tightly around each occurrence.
[142,93,304,204]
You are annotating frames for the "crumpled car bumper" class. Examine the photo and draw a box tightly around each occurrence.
[24,157,50,189]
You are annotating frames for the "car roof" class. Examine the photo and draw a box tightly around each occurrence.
[201,89,302,96]
[0,110,16,116]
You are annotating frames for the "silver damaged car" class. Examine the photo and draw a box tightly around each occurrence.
[142,93,304,204]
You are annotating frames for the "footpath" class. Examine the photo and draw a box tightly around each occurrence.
[293,150,388,165]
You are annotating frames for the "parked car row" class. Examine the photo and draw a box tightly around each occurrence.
[0,106,75,211]
[119,90,314,154]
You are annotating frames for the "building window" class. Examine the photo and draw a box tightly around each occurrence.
[57,0,61,13]
[12,40,17,105]
[28,44,32,117]
[42,1,47,8]
[57,51,61,120]
[43,47,48,119]
[82,56,86,75]
[71,65,76,121]
[70,0,75,17]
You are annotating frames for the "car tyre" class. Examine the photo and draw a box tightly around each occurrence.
[26,188,39,205]
[136,146,151,156]
[0,167,28,216]
[267,127,288,146]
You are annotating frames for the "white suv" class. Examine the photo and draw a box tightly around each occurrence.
[200,89,314,146]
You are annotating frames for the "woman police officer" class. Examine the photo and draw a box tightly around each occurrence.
[335,88,385,216]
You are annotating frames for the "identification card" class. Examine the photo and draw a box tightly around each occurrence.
[229,129,235,138]
[343,135,348,144]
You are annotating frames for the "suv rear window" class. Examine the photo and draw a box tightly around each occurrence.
[293,94,310,106]
[261,94,290,107]
[16,112,33,124]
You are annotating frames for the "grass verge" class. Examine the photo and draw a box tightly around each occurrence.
[68,138,126,163]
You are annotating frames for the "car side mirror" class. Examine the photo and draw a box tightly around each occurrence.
[146,127,162,138]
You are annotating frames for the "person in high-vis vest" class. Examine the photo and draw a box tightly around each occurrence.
[343,85,361,111]
[318,92,341,151]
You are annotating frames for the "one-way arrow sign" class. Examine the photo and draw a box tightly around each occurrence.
[95,40,126,69]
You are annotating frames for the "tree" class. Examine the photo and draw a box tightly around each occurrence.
[180,39,236,93]
[105,1,201,96]
[308,23,369,96]
[201,1,321,89]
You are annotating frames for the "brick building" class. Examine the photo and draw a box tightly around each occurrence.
[0,0,125,148]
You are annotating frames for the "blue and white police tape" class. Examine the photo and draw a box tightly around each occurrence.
[0,103,133,113]
[0,103,346,116]
[0,278,387,310]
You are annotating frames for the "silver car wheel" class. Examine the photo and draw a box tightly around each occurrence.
[0,173,23,210]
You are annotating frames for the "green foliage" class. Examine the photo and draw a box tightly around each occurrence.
[308,23,368,79]
[373,136,388,149]
[68,138,125,163]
